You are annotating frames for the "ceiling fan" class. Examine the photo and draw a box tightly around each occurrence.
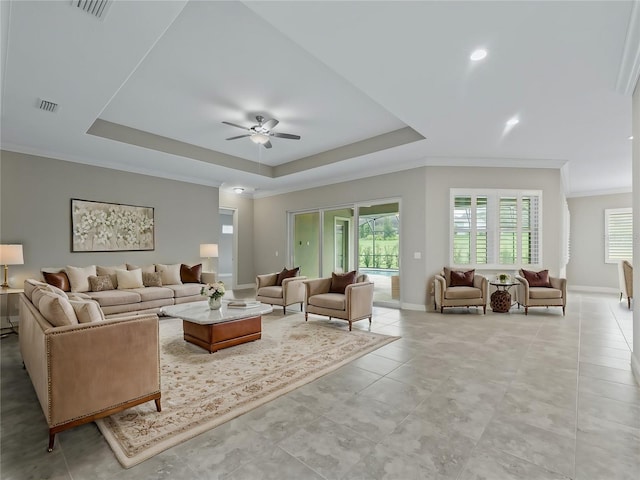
[222,115,301,149]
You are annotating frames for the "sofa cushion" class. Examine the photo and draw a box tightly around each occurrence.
[257,285,283,299]
[521,269,552,287]
[128,287,174,302]
[529,287,563,299]
[180,263,202,283]
[117,269,144,289]
[39,292,79,327]
[69,299,105,323]
[276,267,299,286]
[164,284,202,298]
[330,271,357,294]
[450,269,475,287]
[32,285,68,309]
[42,271,71,292]
[444,286,482,300]
[96,264,127,288]
[24,279,48,301]
[127,263,156,274]
[308,293,346,310]
[89,275,115,292]
[156,264,182,285]
[143,272,163,287]
[65,265,97,293]
[85,290,142,307]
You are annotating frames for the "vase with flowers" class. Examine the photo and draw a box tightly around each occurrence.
[497,273,510,284]
[201,281,226,310]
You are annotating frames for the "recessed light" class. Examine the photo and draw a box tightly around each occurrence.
[470,49,488,61]
[629,136,634,140]
[506,117,519,127]
[233,187,244,194]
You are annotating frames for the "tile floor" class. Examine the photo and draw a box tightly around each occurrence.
[1,292,639,479]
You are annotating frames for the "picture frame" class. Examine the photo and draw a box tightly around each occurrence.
[71,199,155,252]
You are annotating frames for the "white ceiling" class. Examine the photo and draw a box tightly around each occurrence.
[1,0,637,198]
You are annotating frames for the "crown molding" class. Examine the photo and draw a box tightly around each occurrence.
[616,0,640,95]
[566,186,632,198]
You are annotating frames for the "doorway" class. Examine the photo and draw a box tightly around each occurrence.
[218,208,235,288]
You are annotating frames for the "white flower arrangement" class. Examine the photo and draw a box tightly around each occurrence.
[497,273,511,283]
[200,282,226,300]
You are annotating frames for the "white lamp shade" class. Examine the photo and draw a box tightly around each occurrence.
[0,244,24,265]
[200,243,219,258]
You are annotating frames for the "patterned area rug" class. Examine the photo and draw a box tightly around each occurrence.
[96,313,398,468]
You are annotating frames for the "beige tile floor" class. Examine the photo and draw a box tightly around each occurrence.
[1,292,638,479]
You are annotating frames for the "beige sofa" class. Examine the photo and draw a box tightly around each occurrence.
[41,264,216,318]
[19,280,161,451]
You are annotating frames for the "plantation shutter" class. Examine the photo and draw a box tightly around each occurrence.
[453,196,472,264]
[499,196,518,264]
[605,208,632,263]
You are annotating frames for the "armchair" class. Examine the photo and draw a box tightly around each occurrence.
[618,260,633,309]
[256,269,307,314]
[434,268,488,314]
[304,273,373,331]
[515,269,566,315]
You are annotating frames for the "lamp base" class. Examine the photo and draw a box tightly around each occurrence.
[2,265,8,288]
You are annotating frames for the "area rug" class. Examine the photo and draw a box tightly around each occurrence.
[96,313,398,468]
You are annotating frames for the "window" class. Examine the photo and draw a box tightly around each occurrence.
[450,189,542,268]
[605,208,632,263]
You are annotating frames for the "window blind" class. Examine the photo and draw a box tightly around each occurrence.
[605,208,632,263]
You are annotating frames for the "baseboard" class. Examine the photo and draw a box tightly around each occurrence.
[400,302,427,312]
[568,285,619,294]
[631,353,640,387]
[234,283,255,290]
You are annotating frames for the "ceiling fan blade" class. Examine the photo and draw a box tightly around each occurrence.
[262,118,279,130]
[226,134,251,140]
[271,132,301,140]
[222,121,250,131]
[263,140,273,149]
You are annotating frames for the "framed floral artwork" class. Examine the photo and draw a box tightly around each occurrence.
[71,199,154,252]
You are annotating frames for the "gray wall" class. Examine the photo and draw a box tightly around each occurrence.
[424,166,565,286]
[567,192,632,290]
[253,168,428,307]
[0,151,218,286]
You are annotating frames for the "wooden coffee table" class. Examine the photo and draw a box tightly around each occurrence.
[161,301,273,353]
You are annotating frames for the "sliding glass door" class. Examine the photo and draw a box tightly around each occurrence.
[290,199,400,306]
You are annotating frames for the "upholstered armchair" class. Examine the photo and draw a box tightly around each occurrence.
[304,273,374,331]
[256,268,307,314]
[515,269,566,315]
[434,268,488,313]
[618,260,633,309]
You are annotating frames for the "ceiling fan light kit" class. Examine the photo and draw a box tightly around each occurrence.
[223,115,301,149]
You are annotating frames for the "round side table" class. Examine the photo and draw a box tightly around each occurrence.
[489,282,518,313]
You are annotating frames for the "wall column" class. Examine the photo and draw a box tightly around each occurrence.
[632,79,640,385]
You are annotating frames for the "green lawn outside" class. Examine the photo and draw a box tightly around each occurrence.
[358,237,399,269]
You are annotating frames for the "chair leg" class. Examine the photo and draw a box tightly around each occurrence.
[525,307,528,315]
[483,305,486,314]
[283,306,286,315]
[48,432,55,452]
[155,398,162,412]
[300,303,303,312]
[368,316,372,325]
[348,321,352,331]
[562,306,566,316]
[440,307,444,313]
[620,292,623,301]
[304,313,308,322]
[628,297,631,310]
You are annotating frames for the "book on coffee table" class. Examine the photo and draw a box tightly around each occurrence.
[227,300,261,309]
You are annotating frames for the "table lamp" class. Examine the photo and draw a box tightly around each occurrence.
[0,244,24,288]
[200,243,218,273]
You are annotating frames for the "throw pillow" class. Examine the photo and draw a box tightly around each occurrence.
[116,269,144,289]
[450,269,475,287]
[42,271,71,292]
[69,299,105,323]
[38,292,79,327]
[180,263,202,283]
[330,270,357,294]
[32,286,65,309]
[24,279,48,301]
[276,267,300,286]
[96,264,127,288]
[65,265,97,293]
[156,264,182,285]
[143,272,163,287]
[89,275,115,292]
[126,263,156,274]
[521,269,552,287]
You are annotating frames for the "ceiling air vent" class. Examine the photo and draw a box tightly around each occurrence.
[72,0,111,20]
[38,99,58,113]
